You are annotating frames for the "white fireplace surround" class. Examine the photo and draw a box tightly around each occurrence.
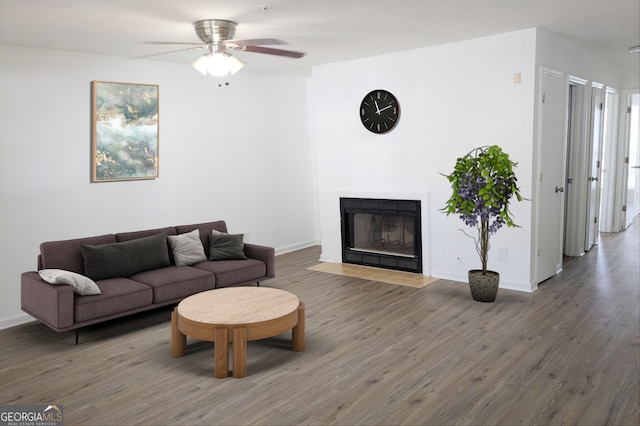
[320,190,432,277]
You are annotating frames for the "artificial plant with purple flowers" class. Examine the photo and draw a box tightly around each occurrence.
[442,145,523,275]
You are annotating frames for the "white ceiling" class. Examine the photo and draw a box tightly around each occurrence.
[1,0,638,76]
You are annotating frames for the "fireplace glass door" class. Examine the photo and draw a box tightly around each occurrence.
[352,213,415,257]
[340,198,422,273]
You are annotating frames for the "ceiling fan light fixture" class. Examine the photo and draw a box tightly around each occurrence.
[191,54,212,75]
[227,54,246,75]
[208,52,230,77]
[192,51,245,77]
[629,46,640,54]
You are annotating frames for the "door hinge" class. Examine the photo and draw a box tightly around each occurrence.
[542,93,546,103]
[625,157,630,164]
[622,205,627,212]
[629,106,633,114]
[597,160,600,168]
[594,216,598,224]
[599,102,603,111]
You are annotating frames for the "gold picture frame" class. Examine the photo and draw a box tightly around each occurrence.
[91,81,159,182]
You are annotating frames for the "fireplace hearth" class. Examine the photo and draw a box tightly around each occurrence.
[340,198,422,273]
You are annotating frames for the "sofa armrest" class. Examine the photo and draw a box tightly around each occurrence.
[243,243,275,278]
[21,271,74,330]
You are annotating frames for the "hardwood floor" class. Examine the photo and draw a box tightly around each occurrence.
[1,220,638,425]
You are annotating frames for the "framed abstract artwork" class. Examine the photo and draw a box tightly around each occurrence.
[91,81,159,182]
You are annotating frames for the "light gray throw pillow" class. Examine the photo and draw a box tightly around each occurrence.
[39,269,102,296]
[167,229,207,266]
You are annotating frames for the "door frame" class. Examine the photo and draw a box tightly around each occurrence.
[584,82,605,250]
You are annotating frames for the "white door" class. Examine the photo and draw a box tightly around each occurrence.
[536,68,567,283]
[599,89,619,232]
[585,84,605,250]
[623,93,640,228]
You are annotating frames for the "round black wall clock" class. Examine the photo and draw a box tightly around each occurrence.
[359,89,400,134]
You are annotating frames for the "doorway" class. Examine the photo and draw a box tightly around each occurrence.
[563,79,609,257]
[563,79,588,257]
[600,88,620,232]
[600,90,639,231]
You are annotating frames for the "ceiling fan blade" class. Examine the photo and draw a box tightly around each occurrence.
[240,45,305,58]
[140,41,205,46]
[129,46,205,59]
[225,38,285,47]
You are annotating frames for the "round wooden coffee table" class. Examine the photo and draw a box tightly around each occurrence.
[171,286,305,378]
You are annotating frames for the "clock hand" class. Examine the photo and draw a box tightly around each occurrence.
[378,104,393,113]
[374,100,381,115]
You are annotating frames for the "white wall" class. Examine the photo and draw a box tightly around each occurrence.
[311,29,538,292]
[535,29,631,89]
[0,45,317,328]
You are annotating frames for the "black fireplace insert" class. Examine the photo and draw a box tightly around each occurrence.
[340,197,422,273]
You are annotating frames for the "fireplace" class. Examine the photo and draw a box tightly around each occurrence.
[340,197,422,273]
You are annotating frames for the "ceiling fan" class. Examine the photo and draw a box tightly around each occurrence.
[140,19,305,77]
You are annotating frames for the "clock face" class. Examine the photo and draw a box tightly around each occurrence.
[360,89,400,134]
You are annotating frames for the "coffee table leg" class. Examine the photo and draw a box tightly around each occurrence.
[214,328,228,378]
[171,308,186,358]
[232,328,247,378]
[292,301,305,351]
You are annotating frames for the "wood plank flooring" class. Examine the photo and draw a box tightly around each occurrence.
[0,220,638,425]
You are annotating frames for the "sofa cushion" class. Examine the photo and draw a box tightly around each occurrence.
[195,259,266,288]
[38,269,101,296]
[129,266,215,303]
[81,233,171,281]
[175,221,228,258]
[40,234,117,274]
[74,278,153,323]
[167,230,207,266]
[208,233,247,261]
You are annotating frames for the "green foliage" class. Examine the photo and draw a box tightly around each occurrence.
[441,145,524,273]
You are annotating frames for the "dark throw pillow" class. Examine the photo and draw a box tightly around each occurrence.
[208,233,247,261]
[81,232,171,280]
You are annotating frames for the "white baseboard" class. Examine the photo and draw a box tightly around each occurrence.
[318,254,340,263]
[431,270,536,293]
[0,313,35,330]
[275,240,320,256]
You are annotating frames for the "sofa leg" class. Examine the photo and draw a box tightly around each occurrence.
[75,329,79,345]
[257,281,260,287]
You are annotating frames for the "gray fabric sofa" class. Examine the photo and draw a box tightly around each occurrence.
[21,220,275,336]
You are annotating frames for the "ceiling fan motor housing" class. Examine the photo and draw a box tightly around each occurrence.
[194,19,237,44]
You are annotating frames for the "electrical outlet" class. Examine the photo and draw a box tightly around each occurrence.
[497,248,508,262]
